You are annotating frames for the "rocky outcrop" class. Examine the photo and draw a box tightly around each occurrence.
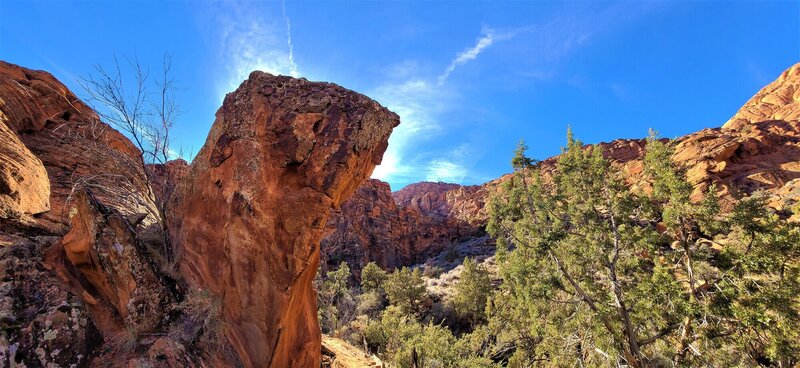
[723,63,800,130]
[61,191,173,333]
[0,61,177,367]
[170,72,398,367]
[321,335,382,367]
[581,64,800,211]
[0,237,103,368]
[322,180,419,271]
[393,181,487,225]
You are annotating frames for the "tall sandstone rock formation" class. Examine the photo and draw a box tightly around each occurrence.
[170,72,398,367]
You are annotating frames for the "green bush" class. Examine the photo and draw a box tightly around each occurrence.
[385,267,427,316]
[452,257,491,326]
[360,262,388,293]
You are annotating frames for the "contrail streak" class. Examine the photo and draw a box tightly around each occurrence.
[281,0,300,77]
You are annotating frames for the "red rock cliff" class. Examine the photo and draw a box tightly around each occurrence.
[170,72,399,367]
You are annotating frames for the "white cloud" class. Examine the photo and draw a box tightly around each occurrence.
[437,29,515,86]
[426,159,467,182]
[370,79,449,185]
[425,143,472,182]
[281,0,300,78]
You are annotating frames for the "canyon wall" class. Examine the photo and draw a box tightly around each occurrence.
[322,180,488,273]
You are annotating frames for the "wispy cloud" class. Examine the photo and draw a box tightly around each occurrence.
[425,143,471,182]
[370,78,450,185]
[208,2,301,98]
[281,0,300,77]
[427,159,467,182]
[437,28,515,86]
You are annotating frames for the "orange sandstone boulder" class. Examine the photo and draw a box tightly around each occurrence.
[170,72,398,367]
[61,190,173,333]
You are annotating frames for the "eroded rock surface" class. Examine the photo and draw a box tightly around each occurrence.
[62,191,173,333]
[723,63,800,130]
[0,121,50,218]
[0,237,102,368]
[170,72,398,367]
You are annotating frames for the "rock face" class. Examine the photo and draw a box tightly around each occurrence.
[393,181,487,225]
[170,72,398,367]
[322,179,418,271]
[322,180,489,273]
[61,190,173,333]
[587,64,800,211]
[723,63,800,130]
[0,121,50,218]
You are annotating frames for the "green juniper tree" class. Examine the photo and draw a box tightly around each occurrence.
[361,261,389,294]
[385,267,428,317]
[452,257,492,327]
[317,262,356,334]
[486,129,800,367]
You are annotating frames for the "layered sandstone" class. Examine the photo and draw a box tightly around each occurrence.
[322,179,417,271]
[393,181,487,225]
[723,63,800,130]
[0,120,50,218]
[170,72,398,367]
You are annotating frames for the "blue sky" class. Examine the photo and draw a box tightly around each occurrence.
[1,1,798,190]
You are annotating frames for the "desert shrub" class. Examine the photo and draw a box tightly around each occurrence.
[451,257,491,327]
[366,306,459,368]
[107,324,140,354]
[356,290,385,318]
[423,263,444,278]
[317,262,357,334]
[172,288,223,347]
[444,245,460,263]
[385,267,427,316]
[360,261,388,293]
